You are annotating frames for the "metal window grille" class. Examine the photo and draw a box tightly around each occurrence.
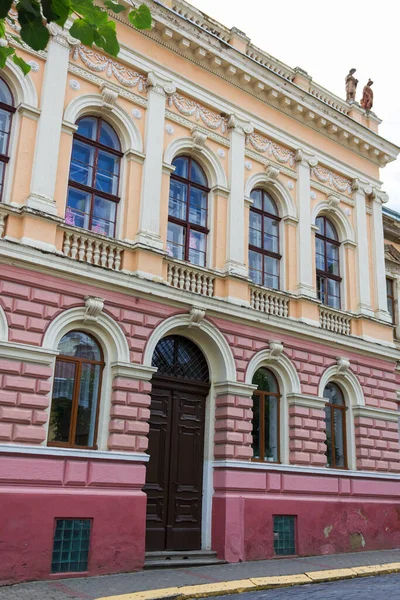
[273,515,296,556]
[51,519,91,573]
[152,335,209,382]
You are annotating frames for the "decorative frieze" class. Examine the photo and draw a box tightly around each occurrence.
[168,93,228,133]
[311,165,352,195]
[246,132,296,167]
[165,110,230,146]
[71,44,147,91]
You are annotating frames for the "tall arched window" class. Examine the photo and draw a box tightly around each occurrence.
[323,382,347,469]
[0,78,15,203]
[316,216,341,308]
[167,156,209,267]
[249,189,281,289]
[65,116,122,237]
[251,368,280,462]
[48,331,104,449]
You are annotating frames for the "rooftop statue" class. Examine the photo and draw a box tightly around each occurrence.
[345,68,358,102]
[360,79,374,111]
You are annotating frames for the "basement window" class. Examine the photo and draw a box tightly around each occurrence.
[273,515,296,556]
[51,519,91,573]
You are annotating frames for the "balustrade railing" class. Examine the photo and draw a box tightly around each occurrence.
[61,228,123,271]
[167,261,215,297]
[319,306,351,335]
[250,286,289,317]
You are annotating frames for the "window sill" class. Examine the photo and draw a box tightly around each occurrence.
[0,444,150,462]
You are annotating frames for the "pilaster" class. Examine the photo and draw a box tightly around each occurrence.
[353,179,374,316]
[136,72,176,250]
[370,188,392,322]
[26,25,78,215]
[295,149,317,298]
[224,114,253,277]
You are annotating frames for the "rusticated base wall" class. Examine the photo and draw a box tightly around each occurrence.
[212,467,400,563]
[0,453,147,585]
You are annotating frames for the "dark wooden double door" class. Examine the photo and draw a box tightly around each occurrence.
[145,375,209,552]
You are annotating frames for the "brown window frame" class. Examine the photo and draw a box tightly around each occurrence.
[168,156,210,266]
[316,216,342,308]
[324,384,348,470]
[67,116,123,237]
[47,331,104,450]
[0,78,16,203]
[249,189,281,290]
[251,369,281,464]
[386,277,396,325]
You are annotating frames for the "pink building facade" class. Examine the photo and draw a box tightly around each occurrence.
[1,0,400,586]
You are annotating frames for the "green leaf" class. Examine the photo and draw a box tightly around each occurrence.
[0,0,13,19]
[51,0,71,26]
[41,0,60,22]
[128,4,151,30]
[71,0,107,25]
[69,18,94,46]
[18,5,50,50]
[93,19,119,56]
[103,0,126,14]
[0,17,5,36]
[12,52,31,74]
[16,0,41,17]
[0,45,14,68]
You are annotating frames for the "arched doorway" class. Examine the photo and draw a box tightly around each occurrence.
[145,335,210,552]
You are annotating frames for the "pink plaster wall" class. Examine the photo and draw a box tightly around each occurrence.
[213,467,400,562]
[0,453,146,584]
[215,394,253,459]
[289,406,326,466]
[109,377,151,452]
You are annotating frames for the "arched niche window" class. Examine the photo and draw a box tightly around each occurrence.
[48,331,104,449]
[251,368,280,462]
[65,116,122,237]
[249,189,281,290]
[323,382,347,469]
[167,156,210,267]
[316,216,341,309]
[0,78,15,203]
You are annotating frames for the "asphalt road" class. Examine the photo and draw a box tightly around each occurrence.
[213,573,400,600]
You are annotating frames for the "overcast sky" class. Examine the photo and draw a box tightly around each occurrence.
[190,0,400,210]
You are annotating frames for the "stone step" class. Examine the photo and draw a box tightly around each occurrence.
[144,550,226,569]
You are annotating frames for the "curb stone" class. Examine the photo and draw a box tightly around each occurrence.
[96,562,400,600]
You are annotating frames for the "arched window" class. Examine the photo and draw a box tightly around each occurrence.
[167,156,209,267]
[65,116,122,237]
[48,331,104,449]
[0,78,15,203]
[316,216,341,308]
[323,382,347,469]
[249,189,281,290]
[251,368,280,462]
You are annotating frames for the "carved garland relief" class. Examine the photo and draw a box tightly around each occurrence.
[246,132,296,167]
[168,93,228,134]
[311,165,352,195]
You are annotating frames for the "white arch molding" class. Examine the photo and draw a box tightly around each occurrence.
[42,306,130,451]
[318,363,364,470]
[244,173,296,219]
[312,201,355,243]
[0,304,9,341]
[163,137,228,189]
[63,94,143,153]
[0,60,38,108]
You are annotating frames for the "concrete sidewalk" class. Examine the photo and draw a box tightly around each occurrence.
[2,549,400,600]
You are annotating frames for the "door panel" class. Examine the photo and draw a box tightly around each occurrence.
[145,377,208,552]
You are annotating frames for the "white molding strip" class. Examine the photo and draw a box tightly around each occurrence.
[213,459,400,480]
[0,341,58,363]
[0,444,149,462]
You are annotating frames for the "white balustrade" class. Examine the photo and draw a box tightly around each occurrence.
[62,229,122,271]
[319,307,351,335]
[250,287,289,317]
[167,261,215,297]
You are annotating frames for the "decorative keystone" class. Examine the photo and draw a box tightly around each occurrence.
[327,194,340,209]
[191,127,208,149]
[84,296,104,323]
[265,163,281,182]
[336,356,351,374]
[269,341,284,359]
[101,83,119,110]
[188,306,206,328]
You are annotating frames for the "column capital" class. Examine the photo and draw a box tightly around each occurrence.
[47,22,80,49]
[227,114,254,135]
[146,71,176,97]
[294,148,318,167]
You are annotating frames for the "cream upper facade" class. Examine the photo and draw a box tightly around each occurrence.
[0,0,399,349]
